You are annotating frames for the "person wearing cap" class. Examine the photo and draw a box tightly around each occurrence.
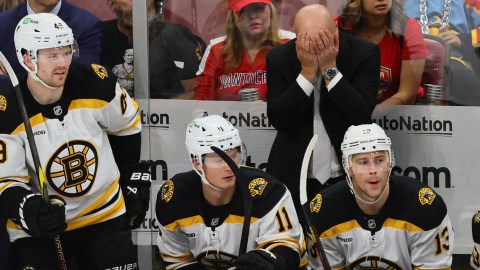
[307,123,454,269]
[155,114,305,270]
[194,0,295,101]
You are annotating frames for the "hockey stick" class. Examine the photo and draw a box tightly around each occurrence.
[211,146,252,257]
[0,51,68,269]
[299,135,331,270]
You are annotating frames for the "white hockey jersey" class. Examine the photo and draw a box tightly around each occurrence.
[308,176,453,270]
[0,63,141,241]
[471,210,480,269]
[155,167,305,270]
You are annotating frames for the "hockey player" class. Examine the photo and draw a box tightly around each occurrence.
[307,123,454,269]
[156,114,304,270]
[472,210,480,269]
[0,13,150,269]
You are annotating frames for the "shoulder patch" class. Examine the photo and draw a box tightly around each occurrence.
[161,179,174,202]
[0,95,6,111]
[418,187,436,205]
[248,177,268,197]
[91,64,109,79]
[474,211,480,224]
[310,193,322,214]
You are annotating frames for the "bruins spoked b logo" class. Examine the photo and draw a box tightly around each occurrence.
[46,140,98,197]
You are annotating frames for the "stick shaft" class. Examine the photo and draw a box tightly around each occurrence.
[210,146,252,256]
[0,51,68,269]
[299,135,332,270]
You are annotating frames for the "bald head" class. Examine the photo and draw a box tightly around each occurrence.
[293,4,337,35]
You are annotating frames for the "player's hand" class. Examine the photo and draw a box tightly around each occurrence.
[438,26,461,48]
[121,161,152,229]
[236,249,286,270]
[19,194,67,238]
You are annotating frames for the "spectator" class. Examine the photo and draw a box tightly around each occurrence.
[472,210,480,269]
[148,14,206,99]
[100,0,135,70]
[0,0,102,75]
[337,0,428,105]
[0,13,149,269]
[194,0,295,101]
[156,114,304,270]
[266,4,379,226]
[404,0,480,106]
[101,0,205,99]
[112,48,134,96]
[308,123,454,268]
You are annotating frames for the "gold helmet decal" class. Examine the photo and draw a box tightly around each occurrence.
[418,187,436,205]
[91,64,108,79]
[0,95,6,111]
[474,211,480,223]
[248,178,268,197]
[310,193,322,214]
[161,180,174,202]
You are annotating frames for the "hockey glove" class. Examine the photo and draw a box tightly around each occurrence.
[236,249,286,270]
[121,162,152,229]
[19,194,67,238]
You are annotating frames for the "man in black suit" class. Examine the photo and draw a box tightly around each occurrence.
[266,4,379,224]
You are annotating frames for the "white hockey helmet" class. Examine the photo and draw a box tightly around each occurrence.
[14,13,77,74]
[341,123,394,173]
[186,115,243,166]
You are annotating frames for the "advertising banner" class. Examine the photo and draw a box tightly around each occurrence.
[135,100,478,254]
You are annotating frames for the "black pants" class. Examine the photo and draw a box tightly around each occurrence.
[9,215,138,270]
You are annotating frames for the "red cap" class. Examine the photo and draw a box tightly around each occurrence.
[227,0,271,13]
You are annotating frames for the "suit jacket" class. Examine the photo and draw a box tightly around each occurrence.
[0,0,102,75]
[266,32,379,206]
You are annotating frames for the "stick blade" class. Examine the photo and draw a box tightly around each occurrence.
[299,135,318,205]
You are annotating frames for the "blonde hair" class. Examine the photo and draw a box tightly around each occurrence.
[340,0,407,36]
[222,3,282,67]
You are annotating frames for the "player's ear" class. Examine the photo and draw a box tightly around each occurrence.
[192,157,202,171]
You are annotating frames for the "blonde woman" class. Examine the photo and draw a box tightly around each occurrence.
[195,0,294,101]
[338,0,428,105]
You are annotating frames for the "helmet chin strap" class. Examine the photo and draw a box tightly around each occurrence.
[28,62,58,90]
[347,168,393,205]
[193,166,225,192]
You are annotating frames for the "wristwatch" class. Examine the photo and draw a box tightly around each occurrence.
[322,67,339,80]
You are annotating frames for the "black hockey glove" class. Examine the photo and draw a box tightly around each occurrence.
[19,193,67,238]
[121,162,152,229]
[236,249,286,270]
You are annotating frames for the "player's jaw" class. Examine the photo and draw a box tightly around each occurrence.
[41,67,69,88]
[354,174,388,202]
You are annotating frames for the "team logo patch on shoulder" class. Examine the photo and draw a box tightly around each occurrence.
[474,211,480,223]
[161,180,174,202]
[418,187,436,205]
[310,194,322,214]
[0,95,6,111]
[91,64,108,79]
[248,177,268,197]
